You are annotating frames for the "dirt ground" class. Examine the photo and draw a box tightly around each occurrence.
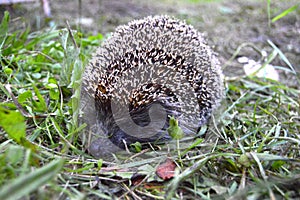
[1,0,300,85]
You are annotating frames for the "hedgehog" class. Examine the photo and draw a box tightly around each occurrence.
[80,15,224,158]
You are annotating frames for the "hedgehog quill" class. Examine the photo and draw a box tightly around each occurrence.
[80,15,224,158]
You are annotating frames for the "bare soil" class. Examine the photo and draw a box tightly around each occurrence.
[1,0,299,84]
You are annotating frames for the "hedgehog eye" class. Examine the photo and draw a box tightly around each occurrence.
[97,84,107,94]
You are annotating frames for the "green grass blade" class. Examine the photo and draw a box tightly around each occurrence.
[0,11,9,45]
[267,0,271,28]
[272,4,299,23]
[32,85,47,112]
[0,159,65,200]
[267,40,296,74]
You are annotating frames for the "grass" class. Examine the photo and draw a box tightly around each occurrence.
[267,0,299,27]
[0,5,300,200]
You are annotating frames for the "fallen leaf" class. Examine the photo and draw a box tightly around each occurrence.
[211,185,228,195]
[131,174,146,186]
[242,58,279,81]
[156,158,176,180]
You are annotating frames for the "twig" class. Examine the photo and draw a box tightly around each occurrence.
[127,148,150,160]
[41,0,51,17]
[4,84,31,117]
[66,20,78,49]
[135,189,165,200]
[120,183,142,200]
[26,50,56,62]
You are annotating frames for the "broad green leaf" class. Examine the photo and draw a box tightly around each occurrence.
[97,159,103,171]
[31,73,42,79]
[271,160,286,170]
[130,141,142,153]
[49,88,59,100]
[18,90,33,104]
[0,107,26,143]
[6,145,25,166]
[167,116,184,140]
[32,85,47,112]
[0,159,65,200]
[3,68,13,75]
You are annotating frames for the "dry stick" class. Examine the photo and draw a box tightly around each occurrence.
[121,183,143,200]
[14,50,56,62]
[127,148,150,161]
[4,84,31,117]
[118,173,150,199]
[3,84,58,118]
[238,168,246,190]
[0,0,35,5]
[41,0,51,17]
[66,20,78,49]
[135,189,165,200]
[122,139,132,154]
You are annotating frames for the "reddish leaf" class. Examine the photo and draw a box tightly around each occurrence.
[131,174,146,186]
[156,158,176,180]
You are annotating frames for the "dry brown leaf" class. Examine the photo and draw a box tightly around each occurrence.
[156,158,176,180]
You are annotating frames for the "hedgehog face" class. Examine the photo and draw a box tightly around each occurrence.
[80,15,224,158]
